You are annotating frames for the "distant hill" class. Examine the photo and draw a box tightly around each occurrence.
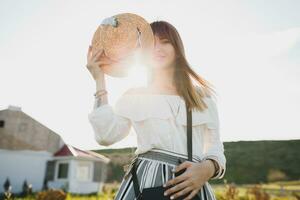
[91,139,300,184]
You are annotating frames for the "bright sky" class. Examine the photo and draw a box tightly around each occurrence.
[1,0,299,151]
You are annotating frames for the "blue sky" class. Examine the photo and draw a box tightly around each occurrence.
[1,0,299,150]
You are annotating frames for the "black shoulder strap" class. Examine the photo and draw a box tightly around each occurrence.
[186,102,193,161]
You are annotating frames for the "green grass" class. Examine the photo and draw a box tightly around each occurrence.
[4,180,300,200]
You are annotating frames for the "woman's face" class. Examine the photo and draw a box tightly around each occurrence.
[151,35,177,69]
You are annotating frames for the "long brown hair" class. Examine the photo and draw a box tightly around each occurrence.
[148,20,217,112]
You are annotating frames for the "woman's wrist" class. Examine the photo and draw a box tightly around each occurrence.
[94,89,108,107]
[94,93,108,107]
[94,70,107,107]
[202,159,217,180]
[94,89,107,98]
[96,77,105,90]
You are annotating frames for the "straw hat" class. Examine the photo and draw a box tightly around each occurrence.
[91,13,154,77]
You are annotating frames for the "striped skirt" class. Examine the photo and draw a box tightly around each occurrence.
[114,148,217,200]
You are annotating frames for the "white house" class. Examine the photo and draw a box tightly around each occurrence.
[0,149,53,194]
[47,144,110,194]
[0,105,110,195]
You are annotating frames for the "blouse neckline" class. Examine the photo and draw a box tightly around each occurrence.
[123,93,182,98]
[114,92,218,128]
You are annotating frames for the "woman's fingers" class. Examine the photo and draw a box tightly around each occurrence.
[93,52,104,63]
[87,46,102,61]
[86,46,115,69]
[94,59,112,66]
[92,48,104,60]
[89,60,106,68]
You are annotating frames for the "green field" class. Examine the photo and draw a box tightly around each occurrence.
[3,180,300,200]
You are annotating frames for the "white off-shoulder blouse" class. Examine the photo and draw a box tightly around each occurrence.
[88,91,226,180]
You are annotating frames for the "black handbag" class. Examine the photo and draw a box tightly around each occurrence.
[131,102,201,200]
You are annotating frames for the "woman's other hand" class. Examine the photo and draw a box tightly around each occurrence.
[163,160,215,200]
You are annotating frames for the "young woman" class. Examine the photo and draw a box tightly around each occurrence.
[86,21,226,200]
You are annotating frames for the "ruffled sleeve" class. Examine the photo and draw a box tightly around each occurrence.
[88,97,132,146]
[201,97,226,180]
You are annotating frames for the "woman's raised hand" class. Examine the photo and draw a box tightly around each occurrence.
[86,45,112,80]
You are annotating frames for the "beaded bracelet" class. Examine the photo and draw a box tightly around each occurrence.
[94,90,107,98]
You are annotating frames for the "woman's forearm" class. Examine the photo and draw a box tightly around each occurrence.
[95,71,108,107]
[95,70,105,90]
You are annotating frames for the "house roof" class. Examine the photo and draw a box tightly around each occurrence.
[54,144,110,163]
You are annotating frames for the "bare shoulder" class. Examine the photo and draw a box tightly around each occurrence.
[123,87,148,95]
